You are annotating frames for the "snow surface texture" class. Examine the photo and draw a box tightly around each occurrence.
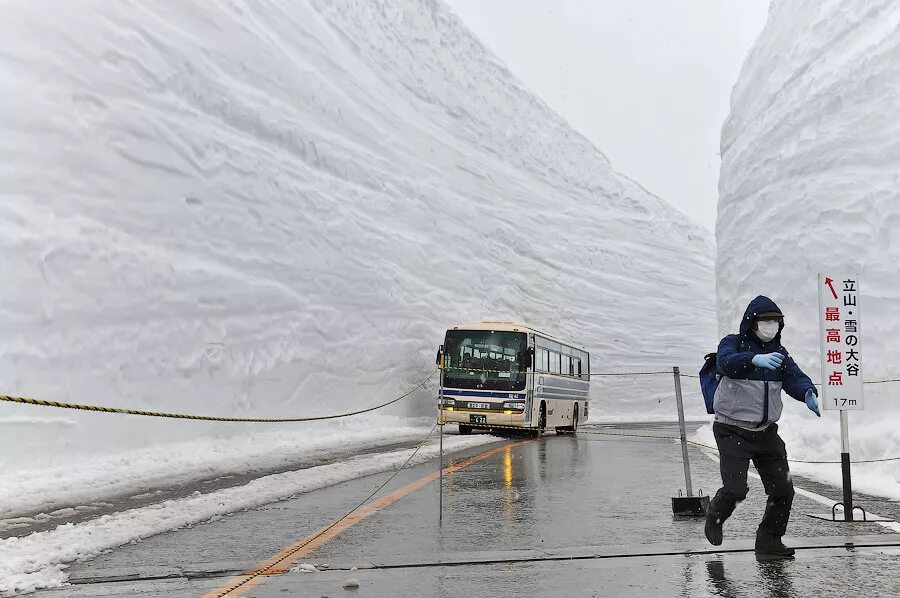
[0,416,428,521]
[716,0,900,497]
[0,0,715,479]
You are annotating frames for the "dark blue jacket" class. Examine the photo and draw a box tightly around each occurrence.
[714,296,815,425]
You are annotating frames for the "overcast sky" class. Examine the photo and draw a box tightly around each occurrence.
[445,0,770,232]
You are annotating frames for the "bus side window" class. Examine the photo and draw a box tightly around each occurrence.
[575,358,582,378]
[550,352,560,374]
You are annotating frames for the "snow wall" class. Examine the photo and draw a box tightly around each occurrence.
[0,0,715,475]
[717,0,900,497]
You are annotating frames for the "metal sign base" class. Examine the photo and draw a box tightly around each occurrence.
[807,503,894,523]
[807,512,894,523]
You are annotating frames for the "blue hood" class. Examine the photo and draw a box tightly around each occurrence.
[739,295,784,339]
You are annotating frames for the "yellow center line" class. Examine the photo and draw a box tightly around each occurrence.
[204,439,534,598]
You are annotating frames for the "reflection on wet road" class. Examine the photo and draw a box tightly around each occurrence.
[38,423,900,597]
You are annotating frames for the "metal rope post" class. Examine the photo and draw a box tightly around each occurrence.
[671,366,708,516]
[438,377,444,525]
[673,366,693,497]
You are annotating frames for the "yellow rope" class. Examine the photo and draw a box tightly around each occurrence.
[2,363,899,424]
[0,368,437,423]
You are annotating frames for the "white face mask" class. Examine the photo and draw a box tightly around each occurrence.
[755,320,780,342]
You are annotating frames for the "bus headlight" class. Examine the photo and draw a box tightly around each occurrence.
[502,402,526,411]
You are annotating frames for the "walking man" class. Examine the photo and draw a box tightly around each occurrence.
[705,295,821,557]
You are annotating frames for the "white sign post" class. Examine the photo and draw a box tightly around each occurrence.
[817,273,863,521]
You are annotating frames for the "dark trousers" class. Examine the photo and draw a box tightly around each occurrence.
[707,422,795,539]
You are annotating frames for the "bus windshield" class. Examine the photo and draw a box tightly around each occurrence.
[443,330,527,391]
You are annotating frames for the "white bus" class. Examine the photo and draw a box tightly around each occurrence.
[436,321,590,436]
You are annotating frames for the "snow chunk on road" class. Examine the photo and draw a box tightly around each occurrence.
[291,563,319,574]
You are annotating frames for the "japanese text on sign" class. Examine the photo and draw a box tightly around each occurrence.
[818,274,863,410]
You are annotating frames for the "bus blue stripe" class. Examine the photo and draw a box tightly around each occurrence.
[442,390,527,400]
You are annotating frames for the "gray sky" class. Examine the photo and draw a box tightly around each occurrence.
[445,0,769,231]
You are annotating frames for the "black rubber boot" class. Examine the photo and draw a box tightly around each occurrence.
[705,513,723,546]
[755,535,795,558]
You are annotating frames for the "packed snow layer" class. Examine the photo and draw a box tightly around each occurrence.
[717,0,900,495]
[0,0,714,484]
[0,416,434,521]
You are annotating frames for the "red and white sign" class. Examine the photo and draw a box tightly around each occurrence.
[818,274,863,410]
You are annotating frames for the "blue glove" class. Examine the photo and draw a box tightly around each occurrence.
[805,389,821,417]
[752,352,784,370]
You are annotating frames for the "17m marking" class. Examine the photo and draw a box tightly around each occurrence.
[834,398,858,407]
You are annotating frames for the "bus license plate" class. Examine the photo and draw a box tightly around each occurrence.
[470,414,487,424]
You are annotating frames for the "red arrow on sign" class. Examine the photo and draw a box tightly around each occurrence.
[825,277,838,300]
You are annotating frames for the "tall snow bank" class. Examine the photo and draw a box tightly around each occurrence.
[717,0,900,497]
[0,0,714,476]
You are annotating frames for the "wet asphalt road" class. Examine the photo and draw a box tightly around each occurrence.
[36,423,900,597]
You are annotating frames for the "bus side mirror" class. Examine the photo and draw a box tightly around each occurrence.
[435,345,444,367]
